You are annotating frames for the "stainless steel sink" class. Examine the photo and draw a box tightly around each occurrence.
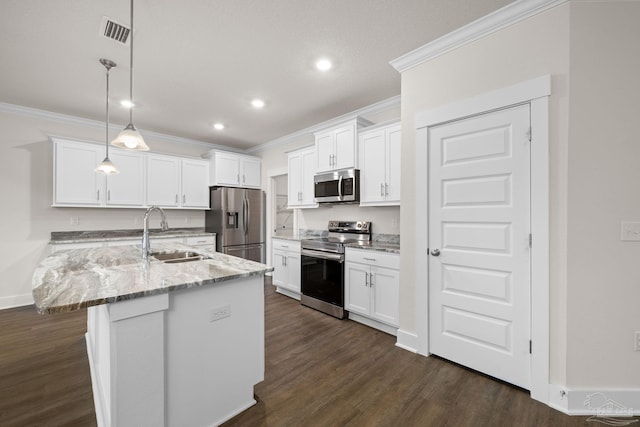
[151,251,211,263]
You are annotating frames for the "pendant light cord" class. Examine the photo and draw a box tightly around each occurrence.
[129,0,135,126]
[106,65,111,157]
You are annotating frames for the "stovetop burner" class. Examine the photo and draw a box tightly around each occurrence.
[301,221,372,253]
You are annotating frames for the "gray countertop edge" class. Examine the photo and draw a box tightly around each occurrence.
[50,229,215,244]
[36,268,271,315]
[271,236,400,253]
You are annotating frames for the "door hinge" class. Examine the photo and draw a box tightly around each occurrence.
[529,340,532,354]
[528,234,532,248]
[526,127,532,142]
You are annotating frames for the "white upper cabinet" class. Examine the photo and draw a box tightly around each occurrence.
[358,122,401,206]
[314,117,372,173]
[287,146,317,208]
[147,154,181,207]
[54,139,104,206]
[210,150,261,188]
[106,150,145,206]
[147,155,210,209]
[180,159,210,208]
[53,139,144,207]
[52,138,209,210]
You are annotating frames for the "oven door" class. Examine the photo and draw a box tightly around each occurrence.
[300,249,344,307]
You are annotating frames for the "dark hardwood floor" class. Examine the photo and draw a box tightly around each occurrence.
[0,278,606,426]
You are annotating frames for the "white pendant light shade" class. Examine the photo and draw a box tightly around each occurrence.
[112,124,149,151]
[112,0,150,152]
[95,157,119,174]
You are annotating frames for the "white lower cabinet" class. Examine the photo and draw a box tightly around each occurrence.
[272,238,301,298]
[345,247,400,333]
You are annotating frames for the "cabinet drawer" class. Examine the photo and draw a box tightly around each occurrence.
[184,235,215,246]
[345,248,399,270]
[272,239,301,252]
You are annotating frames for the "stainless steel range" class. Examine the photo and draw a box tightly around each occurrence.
[300,220,371,319]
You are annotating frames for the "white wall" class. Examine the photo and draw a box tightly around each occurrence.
[399,0,640,390]
[0,110,209,308]
[564,1,640,388]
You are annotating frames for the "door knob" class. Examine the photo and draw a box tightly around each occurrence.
[430,249,440,256]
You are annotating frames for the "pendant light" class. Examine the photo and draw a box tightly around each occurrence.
[95,58,120,174]
[112,0,149,151]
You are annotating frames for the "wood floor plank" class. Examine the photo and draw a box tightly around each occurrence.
[0,279,625,426]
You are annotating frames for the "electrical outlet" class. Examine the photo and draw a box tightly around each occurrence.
[635,331,640,352]
[210,304,231,322]
[621,221,640,241]
[70,216,79,226]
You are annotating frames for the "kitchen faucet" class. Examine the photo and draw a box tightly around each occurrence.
[142,206,169,261]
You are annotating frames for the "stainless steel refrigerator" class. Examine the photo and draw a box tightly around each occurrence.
[205,187,265,263]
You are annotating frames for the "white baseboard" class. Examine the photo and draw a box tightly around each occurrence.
[348,312,398,336]
[0,293,34,310]
[86,332,107,427]
[548,384,640,416]
[274,287,301,300]
[395,329,419,353]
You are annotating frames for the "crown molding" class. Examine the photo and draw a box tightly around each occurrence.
[0,101,229,152]
[247,95,401,154]
[390,0,568,73]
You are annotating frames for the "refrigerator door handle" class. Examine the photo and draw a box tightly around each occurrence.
[245,196,251,237]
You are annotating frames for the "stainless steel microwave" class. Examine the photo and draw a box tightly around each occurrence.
[313,168,360,204]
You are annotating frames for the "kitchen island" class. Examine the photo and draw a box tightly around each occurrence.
[32,242,273,427]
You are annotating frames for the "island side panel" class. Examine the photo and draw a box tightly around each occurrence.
[166,275,265,427]
[87,293,169,427]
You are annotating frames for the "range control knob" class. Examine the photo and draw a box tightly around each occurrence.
[356,222,362,229]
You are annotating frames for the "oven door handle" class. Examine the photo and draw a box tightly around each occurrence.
[301,248,344,262]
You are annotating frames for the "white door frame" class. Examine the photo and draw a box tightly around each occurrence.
[266,167,289,272]
[413,75,550,403]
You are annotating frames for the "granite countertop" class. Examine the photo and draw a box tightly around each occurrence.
[271,232,400,253]
[50,227,214,244]
[32,242,272,314]
[345,241,400,254]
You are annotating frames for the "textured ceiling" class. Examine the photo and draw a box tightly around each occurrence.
[0,0,512,150]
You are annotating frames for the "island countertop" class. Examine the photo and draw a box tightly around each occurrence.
[32,243,273,314]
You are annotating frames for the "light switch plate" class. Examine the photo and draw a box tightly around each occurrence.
[621,221,640,241]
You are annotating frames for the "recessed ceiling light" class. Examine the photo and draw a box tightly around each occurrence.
[120,99,134,108]
[251,99,265,109]
[213,123,225,130]
[316,58,332,71]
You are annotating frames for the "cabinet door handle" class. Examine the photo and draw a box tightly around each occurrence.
[97,189,100,201]
[370,272,374,287]
[107,190,111,201]
[183,194,186,204]
[363,257,376,262]
[243,174,246,184]
[283,256,287,267]
[237,174,240,184]
[380,183,384,197]
[385,183,389,197]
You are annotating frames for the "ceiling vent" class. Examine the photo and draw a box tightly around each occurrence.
[100,16,130,45]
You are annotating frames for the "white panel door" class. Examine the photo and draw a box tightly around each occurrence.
[359,129,386,203]
[181,159,209,208]
[241,157,261,188]
[428,104,531,389]
[287,153,302,207]
[54,141,103,205]
[147,155,180,207]
[315,132,333,172]
[107,150,144,206]
[344,262,370,316]
[333,125,355,169]
[385,125,402,203]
